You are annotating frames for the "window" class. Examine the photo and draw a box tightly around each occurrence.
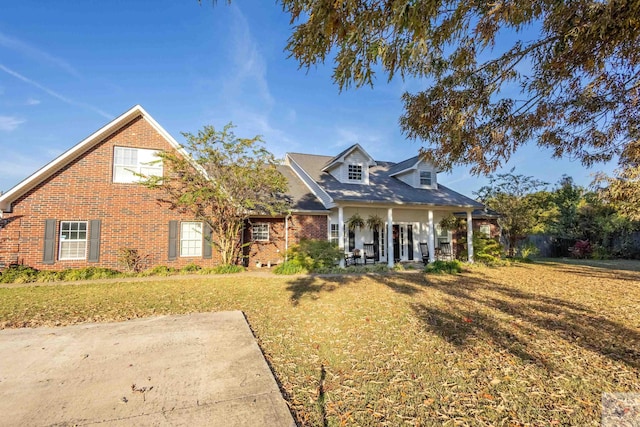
[113,146,163,183]
[330,224,339,246]
[420,171,432,186]
[347,164,363,181]
[479,224,491,237]
[252,223,269,241]
[59,221,87,260]
[181,222,202,257]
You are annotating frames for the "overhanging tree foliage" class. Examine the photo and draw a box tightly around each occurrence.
[276,0,640,174]
[143,124,289,265]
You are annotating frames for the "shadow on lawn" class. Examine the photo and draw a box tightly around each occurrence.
[382,272,640,371]
[285,275,348,306]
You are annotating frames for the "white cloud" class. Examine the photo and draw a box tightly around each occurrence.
[26,98,41,106]
[0,116,25,131]
[0,64,112,120]
[0,32,81,77]
[224,6,274,107]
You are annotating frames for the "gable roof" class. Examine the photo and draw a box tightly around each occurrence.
[276,165,327,212]
[387,155,420,176]
[0,105,186,213]
[288,152,482,209]
[321,143,377,172]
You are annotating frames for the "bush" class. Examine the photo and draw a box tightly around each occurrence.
[0,265,40,283]
[591,244,611,260]
[58,267,121,281]
[141,265,177,276]
[205,264,245,274]
[517,241,539,260]
[274,261,308,275]
[459,235,503,265]
[570,240,592,259]
[425,260,464,274]
[180,263,202,273]
[284,239,343,272]
[117,248,149,273]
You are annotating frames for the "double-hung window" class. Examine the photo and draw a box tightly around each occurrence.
[180,222,203,257]
[252,224,269,241]
[479,224,491,237]
[113,146,163,183]
[330,224,339,246]
[59,221,88,260]
[420,171,432,186]
[347,164,363,181]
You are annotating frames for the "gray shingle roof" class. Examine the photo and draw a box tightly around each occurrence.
[277,165,327,212]
[386,155,420,176]
[288,153,483,208]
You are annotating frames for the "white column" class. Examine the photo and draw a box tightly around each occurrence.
[467,210,474,263]
[428,210,435,263]
[387,208,394,267]
[338,207,345,267]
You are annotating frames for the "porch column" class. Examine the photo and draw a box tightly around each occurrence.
[338,206,345,267]
[467,210,474,263]
[387,208,394,267]
[428,210,436,263]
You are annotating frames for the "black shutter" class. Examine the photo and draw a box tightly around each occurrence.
[168,221,178,261]
[203,224,212,259]
[43,219,57,264]
[88,220,101,262]
[348,230,355,251]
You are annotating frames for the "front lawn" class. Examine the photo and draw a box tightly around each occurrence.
[1,261,638,426]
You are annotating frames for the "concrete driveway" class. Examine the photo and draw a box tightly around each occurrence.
[0,311,295,426]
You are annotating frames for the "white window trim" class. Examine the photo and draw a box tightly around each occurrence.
[479,224,491,237]
[180,221,203,257]
[58,220,88,260]
[347,164,363,182]
[252,223,269,242]
[113,146,163,184]
[330,224,339,246]
[419,170,432,187]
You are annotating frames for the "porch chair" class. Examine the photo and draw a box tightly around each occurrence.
[419,242,430,264]
[437,242,453,261]
[362,243,376,264]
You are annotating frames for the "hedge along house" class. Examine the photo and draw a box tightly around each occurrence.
[0,105,327,271]
[285,144,483,267]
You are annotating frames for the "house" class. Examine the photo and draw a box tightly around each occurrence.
[0,105,483,271]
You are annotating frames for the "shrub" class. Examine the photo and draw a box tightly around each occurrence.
[425,260,464,274]
[180,263,202,273]
[517,241,539,260]
[274,261,308,275]
[205,264,245,274]
[117,248,149,273]
[591,244,611,260]
[570,240,592,259]
[284,239,343,272]
[58,267,121,281]
[459,235,503,265]
[0,265,40,283]
[141,265,177,276]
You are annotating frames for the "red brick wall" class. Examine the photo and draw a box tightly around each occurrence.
[243,214,328,268]
[0,115,225,271]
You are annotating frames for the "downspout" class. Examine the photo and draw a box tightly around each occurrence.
[284,213,291,262]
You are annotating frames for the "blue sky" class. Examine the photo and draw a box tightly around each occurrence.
[0,1,617,195]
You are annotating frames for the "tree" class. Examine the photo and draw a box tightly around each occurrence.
[143,124,289,265]
[277,0,640,174]
[474,170,548,256]
[592,141,640,222]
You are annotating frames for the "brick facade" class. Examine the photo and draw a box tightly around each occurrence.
[0,114,327,271]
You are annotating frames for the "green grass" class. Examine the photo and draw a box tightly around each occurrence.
[1,261,639,426]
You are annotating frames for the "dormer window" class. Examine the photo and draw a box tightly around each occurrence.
[420,171,432,186]
[348,164,363,181]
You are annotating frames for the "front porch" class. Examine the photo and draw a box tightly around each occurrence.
[330,206,475,267]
